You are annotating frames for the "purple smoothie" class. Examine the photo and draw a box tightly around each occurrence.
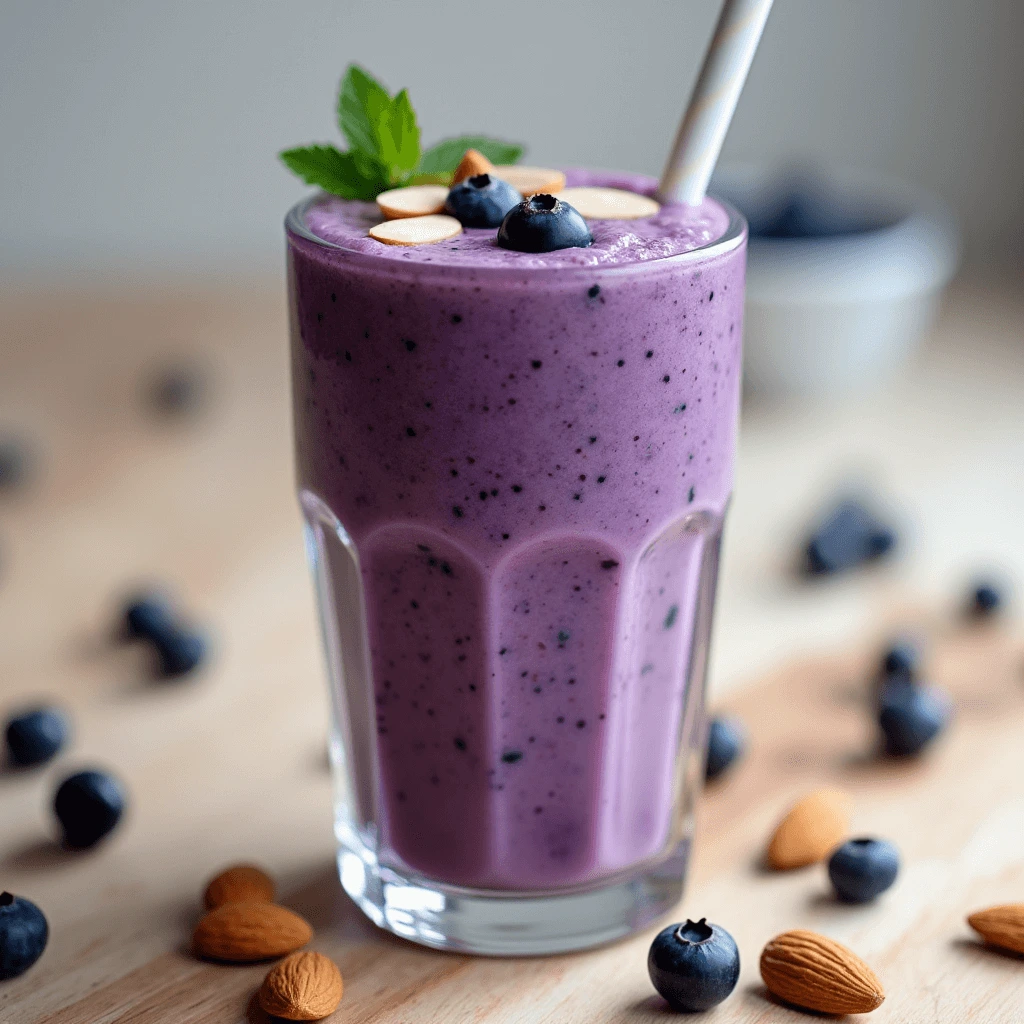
[288,170,746,891]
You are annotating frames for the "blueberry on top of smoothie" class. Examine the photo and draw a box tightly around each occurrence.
[445,174,522,228]
[497,194,593,253]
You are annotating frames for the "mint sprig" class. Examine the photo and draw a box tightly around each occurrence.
[281,65,524,201]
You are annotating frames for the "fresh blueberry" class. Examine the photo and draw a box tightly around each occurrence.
[969,582,1003,617]
[0,892,48,980]
[803,498,897,575]
[705,717,745,781]
[153,628,208,677]
[444,173,522,228]
[54,769,126,848]
[827,838,900,902]
[879,684,951,756]
[123,594,175,640]
[497,194,593,253]
[4,707,70,767]
[648,918,740,1013]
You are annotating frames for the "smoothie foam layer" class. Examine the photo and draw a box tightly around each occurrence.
[289,172,745,891]
[303,171,731,268]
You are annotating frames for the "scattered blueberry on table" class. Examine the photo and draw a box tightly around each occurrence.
[968,581,1004,618]
[0,892,49,980]
[4,707,70,768]
[879,683,950,756]
[444,173,522,228]
[149,364,207,417]
[648,918,741,1012]
[497,194,594,253]
[53,769,126,848]
[880,638,920,682]
[828,838,900,902]
[0,438,32,491]
[120,591,210,678]
[705,716,746,781]
[803,498,896,576]
[123,593,175,640]
[153,627,209,677]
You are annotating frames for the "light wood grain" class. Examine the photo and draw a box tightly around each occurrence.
[1,282,1023,1022]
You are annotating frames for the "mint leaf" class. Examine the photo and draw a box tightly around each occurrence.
[377,89,420,180]
[417,136,525,177]
[279,145,386,201]
[337,65,393,162]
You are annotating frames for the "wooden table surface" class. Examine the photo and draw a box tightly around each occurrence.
[1,279,1023,1022]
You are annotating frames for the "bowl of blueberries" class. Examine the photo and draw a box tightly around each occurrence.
[711,165,959,398]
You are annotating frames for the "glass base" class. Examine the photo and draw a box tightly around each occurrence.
[336,827,688,956]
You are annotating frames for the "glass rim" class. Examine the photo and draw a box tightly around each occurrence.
[285,192,747,279]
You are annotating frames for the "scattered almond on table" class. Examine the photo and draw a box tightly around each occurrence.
[260,951,344,1021]
[766,787,852,870]
[204,863,276,910]
[760,929,885,1015]
[193,902,312,962]
[967,903,1024,955]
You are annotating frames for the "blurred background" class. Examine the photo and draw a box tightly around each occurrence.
[2,0,1023,277]
[1,0,1023,684]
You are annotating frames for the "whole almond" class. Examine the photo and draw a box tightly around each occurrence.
[452,148,494,184]
[766,787,852,869]
[260,951,344,1020]
[204,864,275,910]
[193,902,312,962]
[967,903,1024,954]
[760,929,885,1015]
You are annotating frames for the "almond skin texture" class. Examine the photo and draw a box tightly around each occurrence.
[193,902,312,962]
[204,864,275,910]
[967,903,1024,954]
[260,951,344,1020]
[452,148,494,184]
[760,929,885,1015]
[766,787,852,869]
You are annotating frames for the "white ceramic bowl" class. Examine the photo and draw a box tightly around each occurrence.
[711,166,960,399]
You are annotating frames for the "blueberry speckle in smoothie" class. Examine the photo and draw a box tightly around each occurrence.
[452,506,464,517]
[601,560,619,570]
[454,737,467,751]
[664,605,679,629]
[502,750,523,764]
[531,360,543,369]
[404,339,417,351]
[451,314,462,323]
[588,285,600,298]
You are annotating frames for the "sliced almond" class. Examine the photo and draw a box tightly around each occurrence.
[452,148,494,184]
[766,787,852,870]
[761,929,885,1015]
[376,185,448,220]
[558,186,660,220]
[492,165,565,196]
[368,215,463,247]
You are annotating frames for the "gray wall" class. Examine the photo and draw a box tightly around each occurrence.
[2,0,1022,275]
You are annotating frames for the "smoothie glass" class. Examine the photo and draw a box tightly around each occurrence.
[286,173,746,954]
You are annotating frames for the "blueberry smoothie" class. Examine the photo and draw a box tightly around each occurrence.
[288,171,745,900]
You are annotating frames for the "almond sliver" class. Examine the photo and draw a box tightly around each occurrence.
[492,166,565,196]
[559,187,660,220]
[453,149,494,184]
[376,185,449,220]
[369,215,463,247]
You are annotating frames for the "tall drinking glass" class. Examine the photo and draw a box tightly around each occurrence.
[286,172,746,954]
